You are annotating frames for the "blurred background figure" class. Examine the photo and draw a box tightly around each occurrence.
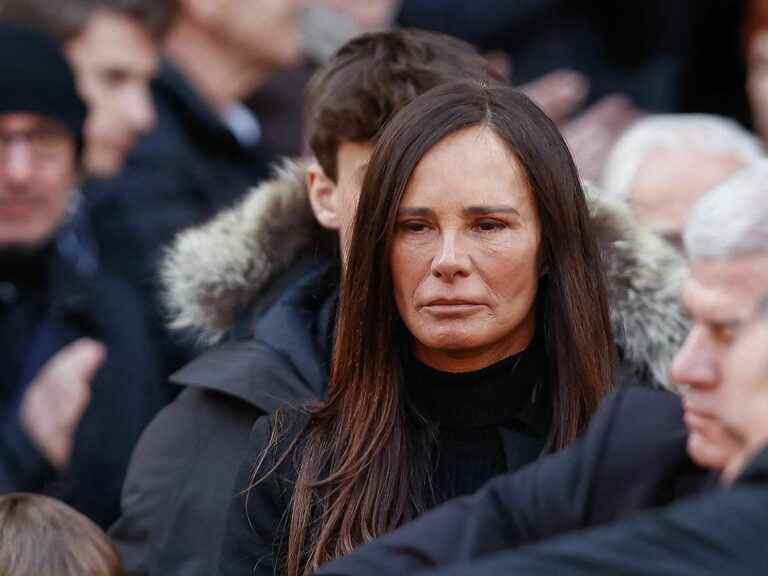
[601,114,764,250]
[0,22,95,493]
[1,0,176,179]
[0,23,171,529]
[0,493,124,576]
[397,0,749,119]
[85,0,308,372]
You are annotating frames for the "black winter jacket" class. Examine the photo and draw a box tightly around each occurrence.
[0,223,172,528]
[110,257,338,575]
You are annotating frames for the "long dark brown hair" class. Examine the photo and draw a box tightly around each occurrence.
[264,81,616,576]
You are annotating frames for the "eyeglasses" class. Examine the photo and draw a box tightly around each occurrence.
[0,124,74,165]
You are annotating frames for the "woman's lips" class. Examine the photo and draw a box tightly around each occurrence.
[421,300,485,315]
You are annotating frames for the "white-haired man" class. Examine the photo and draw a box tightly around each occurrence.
[601,114,763,250]
[316,161,768,576]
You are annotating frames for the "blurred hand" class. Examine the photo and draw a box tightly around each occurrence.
[20,338,106,469]
[560,94,642,182]
[519,69,589,123]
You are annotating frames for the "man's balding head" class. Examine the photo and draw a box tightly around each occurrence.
[602,114,763,249]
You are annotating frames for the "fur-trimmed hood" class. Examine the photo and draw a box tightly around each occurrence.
[162,159,689,389]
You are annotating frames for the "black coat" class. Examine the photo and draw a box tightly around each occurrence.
[420,452,768,576]
[109,258,338,576]
[88,61,275,294]
[340,452,768,576]
[317,386,720,575]
[86,61,276,377]
[0,226,172,527]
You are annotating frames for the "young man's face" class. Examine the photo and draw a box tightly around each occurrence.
[671,255,768,470]
[65,8,158,177]
[308,141,372,263]
[0,113,78,248]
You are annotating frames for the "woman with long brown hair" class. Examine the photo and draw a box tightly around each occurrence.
[219,80,617,576]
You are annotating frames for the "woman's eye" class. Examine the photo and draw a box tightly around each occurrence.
[474,219,506,232]
[399,221,429,233]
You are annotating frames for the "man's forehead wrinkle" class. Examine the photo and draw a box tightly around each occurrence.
[683,277,740,322]
[685,259,768,323]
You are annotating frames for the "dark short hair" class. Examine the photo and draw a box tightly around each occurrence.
[305,28,503,182]
[0,493,124,576]
[1,0,178,42]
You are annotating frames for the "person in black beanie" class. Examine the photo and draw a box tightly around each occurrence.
[0,23,172,528]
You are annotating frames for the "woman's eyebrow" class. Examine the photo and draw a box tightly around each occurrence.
[464,205,520,216]
[398,207,434,216]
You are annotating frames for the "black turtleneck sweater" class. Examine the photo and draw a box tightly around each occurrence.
[406,341,551,505]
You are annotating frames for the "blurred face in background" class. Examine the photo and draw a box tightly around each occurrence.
[0,113,78,248]
[216,0,306,69]
[671,255,768,470]
[65,8,158,178]
[390,127,542,372]
[628,148,746,250]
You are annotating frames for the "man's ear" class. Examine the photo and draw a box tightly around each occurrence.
[307,162,341,230]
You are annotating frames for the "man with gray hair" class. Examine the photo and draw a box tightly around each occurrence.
[671,161,768,470]
[315,161,768,576]
[601,114,763,250]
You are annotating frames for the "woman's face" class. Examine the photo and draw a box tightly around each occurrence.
[390,126,542,373]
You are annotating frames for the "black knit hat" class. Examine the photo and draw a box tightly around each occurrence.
[0,23,87,156]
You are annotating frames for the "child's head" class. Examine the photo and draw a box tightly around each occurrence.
[0,493,123,576]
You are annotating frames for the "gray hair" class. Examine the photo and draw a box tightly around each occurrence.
[684,160,768,259]
[601,114,764,201]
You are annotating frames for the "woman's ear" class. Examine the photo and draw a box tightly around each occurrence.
[307,162,341,230]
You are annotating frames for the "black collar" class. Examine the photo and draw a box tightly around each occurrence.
[155,60,248,153]
[405,338,551,436]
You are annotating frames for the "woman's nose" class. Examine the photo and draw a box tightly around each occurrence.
[431,233,471,280]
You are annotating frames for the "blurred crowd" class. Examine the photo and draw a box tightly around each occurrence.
[0,1,767,575]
